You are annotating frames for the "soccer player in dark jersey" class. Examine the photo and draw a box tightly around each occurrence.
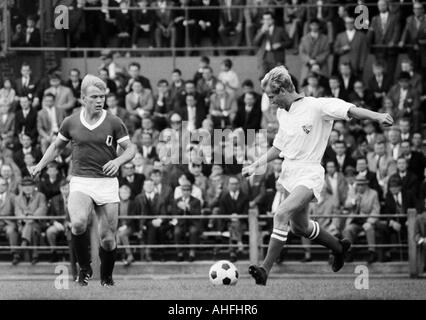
[31,75,137,287]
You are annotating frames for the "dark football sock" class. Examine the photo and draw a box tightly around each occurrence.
[261,227,289,274]
[99,246,117,280]
[71,231,91,271]
[308,220,342,253]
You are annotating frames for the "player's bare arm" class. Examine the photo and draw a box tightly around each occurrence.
[30,137,68,177]
[348,106,394,127]
[102,139,137,177]
[242,146,282,178]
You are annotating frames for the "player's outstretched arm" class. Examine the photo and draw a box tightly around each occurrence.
[30,138,68,177]
[103,139,137,177]
[348,106,394,127]
[242,146,282,178]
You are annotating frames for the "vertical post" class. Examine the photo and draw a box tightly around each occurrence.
[83,49,88,74]
[90,211,100,280]
[407,209,418,278]
[249,208,260,265]
[3,0,9,52]
[184,5,189,56]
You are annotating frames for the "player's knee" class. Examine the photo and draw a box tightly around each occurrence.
[71,220,87,235]
[290,222,310,238]
[100,236,116,251]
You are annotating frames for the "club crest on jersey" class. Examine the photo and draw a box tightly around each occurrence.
[106,135,113,146]
[302,125,313,134]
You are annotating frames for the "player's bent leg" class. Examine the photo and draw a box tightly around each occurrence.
[96,203,119,287]
[68,191,94,286]
[249,186,313,286]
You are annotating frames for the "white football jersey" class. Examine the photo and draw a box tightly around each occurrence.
[273,97,353,162]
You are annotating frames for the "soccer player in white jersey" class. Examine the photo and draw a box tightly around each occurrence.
[31,75,137,287]
[243,66,393,285]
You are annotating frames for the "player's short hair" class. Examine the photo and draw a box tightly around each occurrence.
[261,66,295,94]
[81,74,107,96]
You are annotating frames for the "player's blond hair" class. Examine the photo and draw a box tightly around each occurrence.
[261,66,295,94]
[81,74,107,96]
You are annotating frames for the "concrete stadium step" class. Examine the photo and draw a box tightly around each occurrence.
[0,261,409,277]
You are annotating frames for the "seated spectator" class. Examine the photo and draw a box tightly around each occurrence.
[38,161,62,201]
[193,0,220,51]
[0,100,15,147]
[411,132,423,153]
[14,96,38,144]
[332,140,356,175]
[209,81,237,129]
[13,134,42,172]
[125,79,154,126]
[301,72,325,98]
[44,72,76,119]
[0,79,16,107]
[299,18,330,82]
[337,62,357,98]
[153,79,173,131]
[106,93,134,134]
[301,62,329,92]
[218,0,243,55]
[117,184,137,266]
[196,66,218,105]
[153,0,175,51]
[22,15,41,47]
[218,176,249,262]
[169,69,186,103]
[14,177,47,265]
[389,156,420,196]
[125,62,152,93]
[115,0,133,50]
[325,75,348,101]
[37,93,60,153]
[399,118,412,142]
[233,91,262,133]
[132,0,155,50]
[176,93,206,133]
[172,179,202,261]
[11,22,25,47]
[380,175,417,261]
[399,58,423,96]
[261,98,279,146]
[367,141,394,174]
[132,151,153,180]
[387,72,421,130]
[0,164,21,195]
[0,177,19,265]
[240,159,266,213]
[368,61,393,111]
[174,80,206,114]
[174,173,204,206]
[343,175,381,263]
[119,162,145,200]
[356,157,383,201]
[99,50,126,81]
[349,81,376,110]
[139,132,158,162]
[151,169,174,214]
[387,126,402,161]
[400,139,426,182]
[414,208,426,272]
[65,69,82,104]
[99,68,118,95]
[193,56,210,84]
[218,59,240,95]
[189,162,208,198]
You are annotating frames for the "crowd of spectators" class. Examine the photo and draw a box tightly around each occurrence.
[1,0,426,268]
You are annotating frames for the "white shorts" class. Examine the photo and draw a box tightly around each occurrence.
[278,161,324,202]
[69,176,120,206]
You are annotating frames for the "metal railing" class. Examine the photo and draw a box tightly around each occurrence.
[0,209,422,277]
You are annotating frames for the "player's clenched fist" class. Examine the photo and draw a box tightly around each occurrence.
[103,160,121,176]
[377,113,394,127]
[242,163,257,178]
[29,165,42,178]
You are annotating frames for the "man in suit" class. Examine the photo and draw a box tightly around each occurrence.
[14,96,38,143]
[209,82,237,129]
[332,140,356,174]
[151,169,174,214]
[368,0,401,80]
[176,93,206,132]
[356,157,384,201]
[348,81,376,111]
[218,176,249,262]
[368,61,393,111]
[0,177,19,265]
[43,72,76,121]
[218,0,244,54]
[337,62,357,98]
[192,0,220,48]
[14,177,47,265]
[414,208,426,272]
[399,140,426,184]
[233,91,262,132]
[105,93,134,134]
[367,141,393,174]
[196,66,218,104]
[13,133,42,172]
[0,101,15,146]
[134,179,167,261]
[125,62,152,93]
[254,11,292,79]
[299,18,330,84]
[388,156,419,196]
[119,162,145,200]
[23,15,41,47]
[240,161,266,214]
[131,0,156,48]
[326,76,349,101]
[387,127,402,161]
[399,2,426,71]
[343,175,381,263]
[152,0,175,50]
[334,16,368,77]
[37,93,61,153]
[399,58,423,95]
[139,132,158,162]
[38,161,62,201]
[65,68,82,102]
[14,63,40,108]
[172,179,202,261]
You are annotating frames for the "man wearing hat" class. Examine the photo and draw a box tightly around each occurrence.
[14,176,47,265]
[342,174,381,263]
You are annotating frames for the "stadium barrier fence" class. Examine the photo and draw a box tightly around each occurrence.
[0,210,422,277]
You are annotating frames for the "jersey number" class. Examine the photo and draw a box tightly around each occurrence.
[106,135,113,147]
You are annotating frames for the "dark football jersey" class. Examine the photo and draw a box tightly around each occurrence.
[58,109,129,178]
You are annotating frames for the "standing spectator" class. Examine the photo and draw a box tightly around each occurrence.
[367,140,394,174]
[151,169,174,214]
[0,79,16,107]
[153,0,175,51]
[283,0,306,54]
[334,16,368,77]
[254,11,291,79]
[125,62,152,93]
[193,0,220,50]
[14,63,40,108]
[44,72,76,120]
[368,0,401,81]
[218,59,240,95]
[240,161,266,214]
[132,0,156,50]
[172,179,202,261]
[218,176,249,262]
[368,61,393,111]
[14,177,47,265]
[0,177,19,265]
[299,18,330,83]
[399,2,426,71]
[37,93,60,153]
[38,161,62,201]
[343,175,381,263]
[233,91,262,132]
[23,15,41,47]
[218,0,244,54]
[209,81,237,129]
[14,97,38,144]
[119,162,145,200]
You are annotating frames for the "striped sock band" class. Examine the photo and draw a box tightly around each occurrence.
[308,220,320,240]
[271,228,288,242]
